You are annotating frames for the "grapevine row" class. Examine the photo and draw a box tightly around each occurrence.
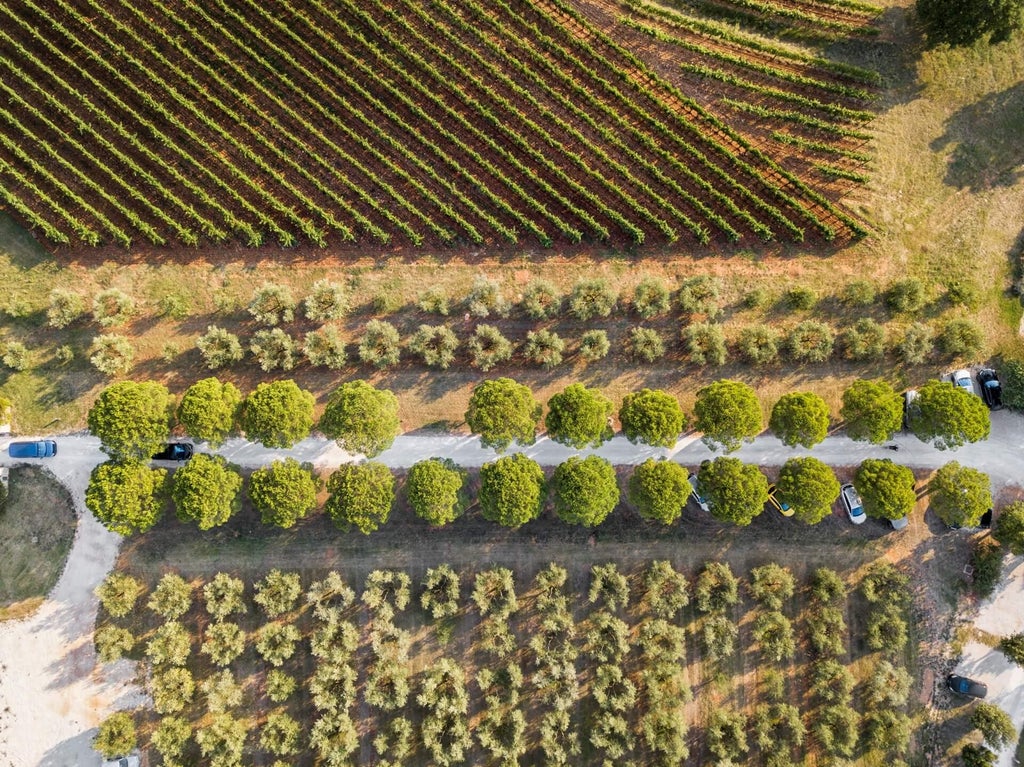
[722,98,873,139]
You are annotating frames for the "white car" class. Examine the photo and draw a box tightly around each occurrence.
[951,369,974,396]
[840,484,865,525]
[102,758,140,767]
[688,473,710,513]
[890,515,909,531]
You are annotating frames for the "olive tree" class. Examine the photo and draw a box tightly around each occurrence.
[94,712,137,759]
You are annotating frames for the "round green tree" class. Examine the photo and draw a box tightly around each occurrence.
[318,381,400,457]
[249,458,318,528]
[694,380,763,453]
[618,388,686,448]
[177,377,242,448]
[777,457,840,525]
[405,458,466,527]
[928,461,992,528]
[87,381,173,460]
[994,501,1024,555]
[551,456,619,528]
[769,392,830,448]
[853,458,916,521]
[970,702,1016,750]
[86,460,168,536]
[465,378,542,452]
[841,379,902,444]
[325,462,395,534]
[479,454,545,528]
[240,380,315,449]
[94,712,137,759]
[172,454,243,531]
[910,379,990,450]
[916,0,1024,46]
[697,457,769,526]
[545,383,614,449]
[627,459,689,525]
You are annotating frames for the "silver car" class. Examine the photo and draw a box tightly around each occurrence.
[841,484,865,525]
[688,473,710,513]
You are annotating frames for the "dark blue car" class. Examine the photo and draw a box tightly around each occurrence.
[7,439,57,458]
[151,442,193,461]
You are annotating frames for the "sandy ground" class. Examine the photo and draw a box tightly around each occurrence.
[954,555,1024,767]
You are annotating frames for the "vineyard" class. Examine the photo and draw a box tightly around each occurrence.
[0,0,880,252]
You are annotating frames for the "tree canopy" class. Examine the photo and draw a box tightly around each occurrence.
[479,453,545,528]
[318,381,400,457]
[325,462,395,534]
[544,383,614,449]
[87,381,173,460]
[176,377,242,447]
[551,456,619,528]
[840,379,903,444]
[994,500,1024,554]
[627,459,689,524]
[405,458,467,527]
[769,392,830,448]
[172,454,243,530]
[618,388,686,448]
[85,460,168,536]
[698,457,769,526]
[916,0,1024,47]
[777,457,840,525]
[465,378,542,452]
[238,380,314,449]
[909,380,990,450]
[853,458,916,521]
[970,702,1017,750]
[928,461,992,528]
[694,380,763,453]
[249,458,318,528]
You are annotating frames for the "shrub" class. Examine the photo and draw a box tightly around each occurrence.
[248,283,295,325]
[266,670,297,703]
[204,573,247,621]
[146,621,191,666]
[372,286,403,314]
[303,326,348,369]
[201,622,246,667]
[46,288,86,328]
[677,275,720,317]
[628,327,665,362]
[738,324,780,364]
[995,501,1024,554]
[467,324,513,371]
[304,279,348,321]
[787,320,834,362]
[999,633,1024,667]
[196,325,244,370]
[255,623,301,667]
[466,276,509,317]
[643,560,689,619]
[578,329,610,361]
[811,568,846,605]
[695,562,739,613]
[568,278,617,320]
[421,564,461,620]
[971,536,1004,598]
[783,286,816,311]
[886,278,925,313]
[95,625,135,662]
[866,660,912,707]
[749,564,795,610]
[860,562,910,604]
[999,359,1024,410]
[2,341,29,371]
[843,279,876,306]
[864,708,911,755]
[147,573,192,620]
[406,458,466,527]
[632,277,671,318]
[521,279,561,319]
[94,712,136,759]
[814,706,859,758]
[743,287,770,309]
[962,744,998,767]
[250,328,297,371]
[810,659,854,704]
[944,278,980,308]
[683,322,727,365]
[358,319,401,369]
[898,322,934,364]
[54,345,74,364]
[524,329,565,368]
[840,317,886,360]
[938,318,984,358]
[408,325,459,369]
[89,334,134,375]
[96,572,144,618]
[151,666,195,714]
[417,287,450,316]
[254,570,302,617]
[92,288,135,327]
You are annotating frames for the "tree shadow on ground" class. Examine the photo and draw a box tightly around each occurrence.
[931,81,1024,192]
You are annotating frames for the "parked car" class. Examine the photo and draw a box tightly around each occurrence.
[766,483,793,517]
[951,369,974,396]
[151,442,193,461]
[902,389,919,430]
[946,673,987,699]
[7,439,57,458]
[102,758,140,767]
[977,369,1002,410]
[688,473,710,513]
[948,508,993,531]
[840,483,865,525]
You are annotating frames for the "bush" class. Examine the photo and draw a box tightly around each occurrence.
[467,324,513,371]
[521,279,561,319]
[866,660,912,707]
[995,501,1024,554]
[749,564,795,610]
[92,288,135,327]
[250,328,297,371]
[89,334,134,375]
[417,286,449,316]
[95,625,135,662]
[938,318,984,358]
[466,276,510,318]
[325,462,395,534]
[151,716,191,762]
[248,283,296,325]
[94,712,136,759]
[358,319,401,369]
[677,275,720,317]
[568,278,617,320]
[96,573,145,619]
[742,287,770,309]
[408,325,459,369]
[999,633,1024,667]
[204,573,247,621]
[782,286,816,311]
[254,570,302,617]
[962,744,998,767]
[683,322,728,365]
[787,320,834,362]
[810,567,846,605]
[860,561,910,604]
[632,277,671,318]
[864,708,911,755]
[201,622,246,667]
[552,455,619,528]
[303,326,348,369]
[151,666,195,714]
[843,279,876,306]
[578,329,610,361]
[810,659,854,704]
[304,279,348,321]
[146,621,191,666]
[695,562,739,613]
[971,536,1004,598]
[524,329,565,368]
[944,278,980,308]
[738,324,780,364]
[999,359,1024,410]
[628,458,688,524]
[266,670,298,702]
[840,317,886,360]
[46,288,86,328]
[628,326,665,362]
[886,278,925,313]
[479,454,545,528]
[196,325,244,370]
[148,573,192,620]
[1,341,29,371]
[643,560,689,619]
[898,321,934,364]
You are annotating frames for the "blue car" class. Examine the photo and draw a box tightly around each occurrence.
[151,442,193,461]
[7,439,57,458]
